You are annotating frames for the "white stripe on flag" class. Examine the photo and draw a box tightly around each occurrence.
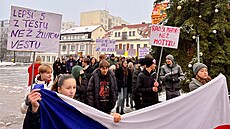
[57,74,230,129]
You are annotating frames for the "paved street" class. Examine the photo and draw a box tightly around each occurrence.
[0,66,28,129]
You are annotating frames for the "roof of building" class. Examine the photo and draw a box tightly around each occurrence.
[61,25,101,34]
[110,23,151,30]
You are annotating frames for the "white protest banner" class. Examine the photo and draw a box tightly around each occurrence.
[95,39,115,52]
[150,24,180,49]
[138,47,149,58]
[7,6,62,53]
[128,49,136,57]
[116,49,125,55]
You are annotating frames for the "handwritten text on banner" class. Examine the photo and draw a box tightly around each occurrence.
[150,25,180,49]
[95,39,115,52]
[7,6,62,52]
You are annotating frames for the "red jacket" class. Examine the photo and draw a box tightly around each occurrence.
[28,63,41,86]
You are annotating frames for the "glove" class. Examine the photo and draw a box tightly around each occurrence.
[172,77,180,82]
[165,75,172,81]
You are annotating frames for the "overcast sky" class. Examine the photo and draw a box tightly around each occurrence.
[0,0,154,25]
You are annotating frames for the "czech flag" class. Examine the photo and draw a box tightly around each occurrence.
[38,74,230,129]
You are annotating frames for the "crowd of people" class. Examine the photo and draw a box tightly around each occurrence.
[23,53,212,128]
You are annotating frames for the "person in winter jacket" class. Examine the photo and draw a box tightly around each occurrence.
[66,55,76,74]
[135,54,159,109]
[90,57,98,72]
[23,74,77,129]
[21,64,53,114]
[27,56,42,86]
[82,58,93,81]
[23,73,121,129]
[52,57,62,81]
[87,60,118,114]
[115,60,132,114]
[132,58,146,110]
[60,58,67,74]
[160,54,185,100]
[108,54,116,66]
[189,63,212,91]
[71,65,88,103]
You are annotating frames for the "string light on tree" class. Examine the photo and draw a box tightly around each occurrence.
[199,15,202,18]
[177,5,182,10]
[213,30,217,34]
[192,36,196,39]
[215,9,219,13]
[196,0,199,2]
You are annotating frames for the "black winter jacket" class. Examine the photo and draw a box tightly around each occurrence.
[87,69,117,113]
[136,69,159,108]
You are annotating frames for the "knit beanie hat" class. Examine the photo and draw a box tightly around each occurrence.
[139,58,146,66]
[71,65,83,79]
[193,63,207,75]
[166,54,174,61]
[145,54,156,67]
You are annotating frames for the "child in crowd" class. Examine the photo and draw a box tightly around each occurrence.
[21,64,53,114]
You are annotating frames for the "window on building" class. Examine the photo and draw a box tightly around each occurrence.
[115,45,118,51]
[123,44,126,51]
[129,31,132,36]
[130,44,134,49]
[101,18,103,22]
[71,45,75,51]
[47,56,50,62]
[122,32,127,40]
[133,31,135,36]
[62,45,67,51]
[118,32,121,37]
[80,44,85,50]
[127,43,130,51]
[115,32,117,37]
[137,44,140,55]
[119,44,122,49]
[52,56,56,62]
[144,44,148,48]
[42,56,45,62]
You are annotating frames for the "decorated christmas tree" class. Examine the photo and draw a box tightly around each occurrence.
[153,0,230,91]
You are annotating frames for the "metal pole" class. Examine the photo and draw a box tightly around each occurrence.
[13,51,16,63]
[30,52,36,91]
[156,47,164,81]
[196,35,200,63]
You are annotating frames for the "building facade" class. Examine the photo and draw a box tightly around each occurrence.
[104,22,151,57]
[60,25,106,59]
[151,1,169,24]
[0,20,31,62]
[61,22,77,31]
[80,10,129,30]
